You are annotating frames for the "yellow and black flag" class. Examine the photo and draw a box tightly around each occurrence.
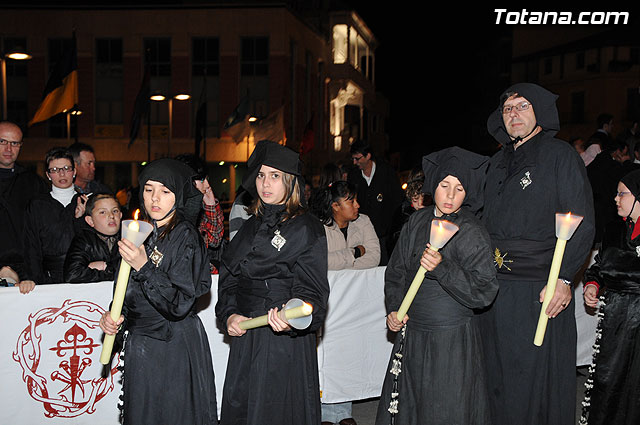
[29,32,78,126]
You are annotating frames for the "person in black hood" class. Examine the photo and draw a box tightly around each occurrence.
[579,169,640,425]
[216,140,329,425]
[99,158,217,425]
[480,83,596,425]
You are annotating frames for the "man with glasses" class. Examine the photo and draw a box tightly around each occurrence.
[347,140,403,265]
[0,121,48,294]
[479,83,595,425]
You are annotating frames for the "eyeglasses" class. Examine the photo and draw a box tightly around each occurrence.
[0,138,22,148]
[351,155,364,162]
[616,191,631,198]
[47,165,74,174]
[502,101,531,115]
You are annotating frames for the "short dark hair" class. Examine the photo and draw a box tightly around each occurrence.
[596,113,613,129]
[45,147,74,170]
[350,140,373,158]
[85,193,119,216]
[67,142,95,161]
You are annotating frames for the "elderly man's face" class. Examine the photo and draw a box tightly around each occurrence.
[0,122,23,169]
[502,95,537,141]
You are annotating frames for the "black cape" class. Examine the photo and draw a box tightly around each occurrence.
[0,165,49,275]
[481,83,595,425]
[579,218,640,425]
[118,219,217,425]
[216,204,329,425]
[22,192,80,283]
[376,207,498,425]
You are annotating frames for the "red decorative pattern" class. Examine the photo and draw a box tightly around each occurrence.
[12,299,119,418]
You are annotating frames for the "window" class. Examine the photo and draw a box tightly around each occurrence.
[95,38,123,125]
[144,38,171,125]
[544,57,553,75]
[192,37,220,137]
[333,25,348,64]
[571,91,585,123]
[192,37,219,76]
[241,37,268,76]
[576,51,585,70]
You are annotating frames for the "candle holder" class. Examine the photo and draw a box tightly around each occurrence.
[396,219,459,322]
[238,298,314,330]
[533,212,584,347]
[99,218,153,365]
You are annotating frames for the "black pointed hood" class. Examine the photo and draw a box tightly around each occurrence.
[487,83,560,146]
[422,146,489,214]
[138,158,203,225]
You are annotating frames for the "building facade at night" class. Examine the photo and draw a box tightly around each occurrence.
[1,1,387,199]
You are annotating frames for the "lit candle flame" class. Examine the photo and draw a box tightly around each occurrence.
[133,209,140,220]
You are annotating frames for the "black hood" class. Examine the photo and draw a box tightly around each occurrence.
[422,146,489,214]
[138,158,203,225]
[242,139,303,198]
[487,83,560,146]
[621,169,640,202]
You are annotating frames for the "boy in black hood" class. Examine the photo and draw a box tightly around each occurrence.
[480,83,595,425]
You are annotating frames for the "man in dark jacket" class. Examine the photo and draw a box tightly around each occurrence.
[480,83,595,425]
[347,140,403,265]
[0,121,48,293]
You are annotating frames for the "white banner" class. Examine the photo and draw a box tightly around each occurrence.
[0,267,392,423]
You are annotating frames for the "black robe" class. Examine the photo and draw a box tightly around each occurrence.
[579,218,640,425]
[375,207,498,425]
[118,219,217,425]
[0,165,49,276]
[22,192,80,283]
[481,132,595,425]
[63,228,120,283]
[216,204,330,425]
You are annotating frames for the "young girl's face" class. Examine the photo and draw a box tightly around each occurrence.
[86,198,122,236]
[143,180,176,226]
[332,194,360,223]
[433,175,466,217]
[256,165,286,205]
[616,181,637,220]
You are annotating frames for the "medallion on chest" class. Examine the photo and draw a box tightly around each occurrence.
[520,171,532,190]
[636,245,640,257]
[271,229,286,252]
[149,246,164,267]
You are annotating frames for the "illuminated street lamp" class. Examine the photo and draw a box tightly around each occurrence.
[1,46,32,120]
[150,92,190,156]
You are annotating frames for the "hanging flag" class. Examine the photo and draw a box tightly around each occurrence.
[29,33,78,126]
[252,106,285,144]
[128,64,150,146]
[222,96,251,142]
[300,114,315,154]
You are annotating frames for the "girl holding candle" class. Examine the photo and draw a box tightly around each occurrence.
[579,169,640,425]
[216,140,330,425]
[99,158,217,425]
[375,146,498,425]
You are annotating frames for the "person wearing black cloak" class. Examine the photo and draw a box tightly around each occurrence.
[480,83,595,425]
[375,146,498,425]
[579,169,640,425]
[216,140,329,425]
[99,158,217,425]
